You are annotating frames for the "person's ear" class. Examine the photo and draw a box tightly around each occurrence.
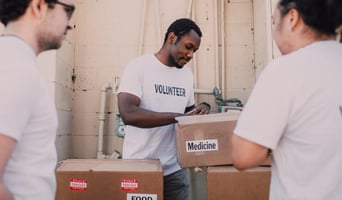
[287,8,300,32]
[30,0,48,20]
[168,32,177,44]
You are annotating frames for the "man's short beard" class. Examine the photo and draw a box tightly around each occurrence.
[37,32,62,52]
[168,54,184,69]
[38,39,62,52]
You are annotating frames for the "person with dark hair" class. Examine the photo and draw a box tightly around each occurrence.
[118,18,209,200]
[0,0,75,199]
[232,0,342,199]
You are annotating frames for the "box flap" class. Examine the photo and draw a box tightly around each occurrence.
[175,112,240,125]
[56,159,162,172]
[207,166,270,173]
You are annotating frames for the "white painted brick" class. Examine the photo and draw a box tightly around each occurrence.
[55,84,73,111]
[71,135,98,158]
[75,45,120,68]
[56,135,71,161]
[72,113,98,135]
[57,110,72,135]
[73,67,97,90]
[226,1,253,23]
[73,90,101,113]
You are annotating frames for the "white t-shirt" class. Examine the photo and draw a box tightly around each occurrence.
[118,54,194,175]
[0,36,58,200]
[234,41,342,200]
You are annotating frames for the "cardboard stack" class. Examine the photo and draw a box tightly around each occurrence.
[175,112,271,168]
[207,166,271,200]
[56,159,163,200]
[175,112,272,199]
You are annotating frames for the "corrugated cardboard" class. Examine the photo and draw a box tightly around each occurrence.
[175,113,239,168]
[175,112,272,168]
[56,159,163,200]
[207,166,271,200]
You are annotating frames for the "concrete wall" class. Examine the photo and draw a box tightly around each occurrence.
[0,0,276,160]
[37,49,74,161]
[70,0,272,159]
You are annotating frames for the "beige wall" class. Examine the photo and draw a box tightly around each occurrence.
[71,0,273,159]
[0,0,276,160]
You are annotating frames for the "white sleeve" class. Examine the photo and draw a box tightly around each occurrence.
[117,59,143,99]
[234,62,292,149]
[0,67,36,141]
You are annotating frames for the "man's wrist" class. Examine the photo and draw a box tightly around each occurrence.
[172,113,183,122]
[199,102,211,110]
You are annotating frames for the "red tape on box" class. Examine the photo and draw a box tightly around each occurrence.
[69,178,87,191]
[121,179,138,191]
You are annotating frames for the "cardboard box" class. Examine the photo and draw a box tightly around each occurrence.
[56,159,163,200]
[175,112,272,168]
[207,166,271,200]
[175,113,239,168]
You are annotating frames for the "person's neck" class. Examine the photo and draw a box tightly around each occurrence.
[290,29,335,53]
[3,22,39,55]
[155,50,171,67]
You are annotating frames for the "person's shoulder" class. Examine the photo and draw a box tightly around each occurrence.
[0,36,36,66]
[130,53,154,62]
[259,54,296,80]
[126,53,154,67]
[314,40,342,53]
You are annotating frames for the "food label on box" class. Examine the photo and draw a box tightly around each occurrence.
[186,139,218,152]
[121,179,138,191]
[69,178,87,191]
[127,193,157,200]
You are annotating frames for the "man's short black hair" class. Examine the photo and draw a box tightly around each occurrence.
[0,0,57,25]
[163,18,202,44]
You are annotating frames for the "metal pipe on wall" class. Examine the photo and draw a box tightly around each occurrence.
[214,0,220,90]
[189,2,213,100]
[192,2,198,93]
[220,0,226,99]
[139,0,147,55]
[194,89,213,94]
[191,1,219,98]
[188,0,200,101]
[155,0,162,47]
[265,0,274,61]
[189,0,198,91]
[97,83,111,159]
[187,0,193,18]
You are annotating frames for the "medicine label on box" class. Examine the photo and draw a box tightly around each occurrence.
[186,139,218,152]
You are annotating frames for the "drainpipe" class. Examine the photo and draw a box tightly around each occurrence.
[139,0,147,55]
[214,0,220,90]
[190,0,201,102]
[187,0,193,18]
[220,0,226,99]
[190,1,217,100]
[194,89,213,94]
[97,83,112,159]
[155,0,162,47]
[265,0,274,61]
